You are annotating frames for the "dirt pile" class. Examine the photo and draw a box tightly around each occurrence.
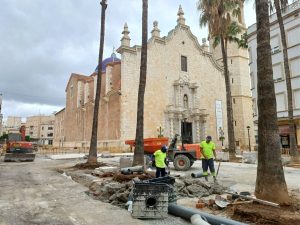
[232,204,300,225]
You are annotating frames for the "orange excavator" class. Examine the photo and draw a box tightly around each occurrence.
[4,125,35,162]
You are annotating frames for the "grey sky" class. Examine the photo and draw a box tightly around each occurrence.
[0,0,255,120]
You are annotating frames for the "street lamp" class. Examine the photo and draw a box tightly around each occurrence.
[246,126,251,152]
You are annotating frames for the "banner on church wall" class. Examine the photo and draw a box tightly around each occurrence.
[215,100,224,140]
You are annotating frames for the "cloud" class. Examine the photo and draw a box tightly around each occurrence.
[2,100,63,119]
[0,0,255,118]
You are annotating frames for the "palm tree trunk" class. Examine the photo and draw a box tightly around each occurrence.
[274,0,299,160]
[87,0,107,165]
[255,0,290,204]
[132,0,148,166]
[220,36,236,158]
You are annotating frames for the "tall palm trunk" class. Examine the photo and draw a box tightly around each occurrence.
[255,0,290,204]
[274,0,299,160]
[220,36,236,157]
[133,0,148,166]
[87,0,107,165]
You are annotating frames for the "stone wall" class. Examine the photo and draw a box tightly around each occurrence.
[118,23,228,149]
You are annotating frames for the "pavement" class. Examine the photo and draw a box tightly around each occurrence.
[0,157,146,225]
[1,154,299,225]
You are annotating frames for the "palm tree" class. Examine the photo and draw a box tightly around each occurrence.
[255,0,290,204]
[271,0,299,160]
[132,0,148,166]
[87,0,107,165]
[198,0,242,158]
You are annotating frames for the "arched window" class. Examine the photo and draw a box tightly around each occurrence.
[183,94,188,109]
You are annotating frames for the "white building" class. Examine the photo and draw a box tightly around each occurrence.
[26,115,55,145]
[248,1,300,149]
[5,116,22,128]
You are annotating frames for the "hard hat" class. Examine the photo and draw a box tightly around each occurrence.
[161,145,168,152]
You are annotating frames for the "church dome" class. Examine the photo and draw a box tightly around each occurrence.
[95,52,120,73]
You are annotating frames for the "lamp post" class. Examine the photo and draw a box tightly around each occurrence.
[246,126,251,152]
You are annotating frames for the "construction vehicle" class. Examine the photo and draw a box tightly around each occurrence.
[4,125,35,162]
[125,134,201,171]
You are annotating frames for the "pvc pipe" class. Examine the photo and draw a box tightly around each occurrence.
[191,172,207,178]
[168,203,248,225]
[191,214,211,225]
[120,166,144,174]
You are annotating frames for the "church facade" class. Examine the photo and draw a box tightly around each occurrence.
[54,6,253,152]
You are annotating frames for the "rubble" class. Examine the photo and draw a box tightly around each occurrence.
[175,177,225,198]
[88,174,226,208]
[89,179,131,206]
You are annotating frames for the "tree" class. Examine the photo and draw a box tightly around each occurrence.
[271,0,299,160]
[255,0,290,204]
[0,133,8,141]
[132,0,148,166]
[198,0,242,158]
[87,0,107,165]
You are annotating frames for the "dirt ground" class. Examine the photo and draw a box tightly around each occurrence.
[1,154,299,225]
[231,203,300,225]
[60,155,300,225]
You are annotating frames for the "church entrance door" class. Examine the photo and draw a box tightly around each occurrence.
[181,121,193,144]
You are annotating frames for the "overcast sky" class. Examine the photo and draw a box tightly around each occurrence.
[0,0,256,121]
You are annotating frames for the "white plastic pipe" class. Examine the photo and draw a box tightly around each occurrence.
[191,214,211,225]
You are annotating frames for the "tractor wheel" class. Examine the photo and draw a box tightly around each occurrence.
[174,155,191,171]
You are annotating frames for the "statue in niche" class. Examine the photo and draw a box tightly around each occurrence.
[183,94,188,109]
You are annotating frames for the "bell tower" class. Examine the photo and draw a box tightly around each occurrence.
[210,4,255,151]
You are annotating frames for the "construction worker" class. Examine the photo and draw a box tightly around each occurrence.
[200,136,217,182]
[153,145,168,178]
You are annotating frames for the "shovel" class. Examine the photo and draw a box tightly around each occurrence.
[216,159,221,177]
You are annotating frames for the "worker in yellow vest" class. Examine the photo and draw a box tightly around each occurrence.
[200,136,217,182]
[153,145,168,178]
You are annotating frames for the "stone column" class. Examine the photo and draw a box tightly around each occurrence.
[178,115,182,137]
[200,119,207,141]
[169,117,174,138]
[179,85,183,108]
[195,116,200,143]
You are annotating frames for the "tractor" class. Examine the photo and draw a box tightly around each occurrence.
[125,134,201,171]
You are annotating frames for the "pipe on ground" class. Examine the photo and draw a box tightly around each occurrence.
[168,203,248,225]
[120,166,144,174]
[191,214,210,225]
[191,172,207,178]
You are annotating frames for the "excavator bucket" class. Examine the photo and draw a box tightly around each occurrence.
[4,153,35,162]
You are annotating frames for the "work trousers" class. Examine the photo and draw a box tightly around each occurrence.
[156,167,166,178]
[202,158,216,176]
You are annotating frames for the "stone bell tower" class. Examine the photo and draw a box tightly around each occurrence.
[210,4,255,151]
